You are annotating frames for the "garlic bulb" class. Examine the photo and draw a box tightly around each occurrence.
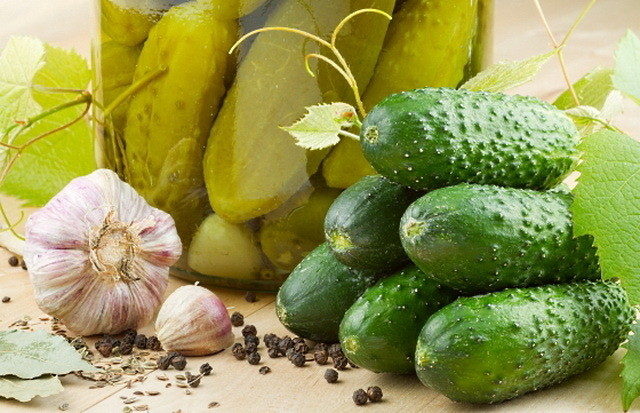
[24,169,182,335]
[155,285,234,356]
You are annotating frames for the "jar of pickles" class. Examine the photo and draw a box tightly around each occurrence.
[94,0,493,290]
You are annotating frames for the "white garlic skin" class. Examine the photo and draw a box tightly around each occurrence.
[155,285,234,356]
[24,169,182,336]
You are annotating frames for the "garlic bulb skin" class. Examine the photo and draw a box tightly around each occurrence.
[24,169,182,336]
[156,285,234,356]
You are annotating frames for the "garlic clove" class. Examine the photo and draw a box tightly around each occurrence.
[155,285,234,356]
[24,169,182,335]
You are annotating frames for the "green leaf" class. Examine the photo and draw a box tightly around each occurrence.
[564,90,624,136]
[622,319,640,411]
[554,67,614,110]
[0,330,98,379]
[0,375,63,402]
[0,37,45,132]
[459,50,557,93]
[0,39,96,206]
[613,30,640,105]
[572,130,640,304]
[281,102,359,150]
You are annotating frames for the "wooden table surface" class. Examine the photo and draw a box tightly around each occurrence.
[1,0,640,412]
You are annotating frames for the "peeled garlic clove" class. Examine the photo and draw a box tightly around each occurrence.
[155,285,234,356]
[24,169,182,336]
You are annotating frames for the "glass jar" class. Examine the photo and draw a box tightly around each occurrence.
[94,0,493,291]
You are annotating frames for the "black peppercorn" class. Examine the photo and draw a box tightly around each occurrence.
[245,343,258,354]
[96,341,113,358]
[186,371,201,388]
[247,352,261,365]
[348,360,359,369]
[293,341,309,354]
[324,369,338,383]
[146,336,162,351]
[244,291,257,302]
[353,389,368,406]
[314,343,328,353]
[259,366,271,375]
[241,325,257,337]
[1,296,10,303]
[8,256,19,267]
[232,343,246,360]
[230,312,244,327]
[119,342,133,355]
[292,337,305,345]
[328,343,344,359]
[285,348,296,360]
[367,386,383,403]
[264,333,279,348]
[244,334,259,346]
[290,353,305,367]
[134,334,147,349]
[314,351,328,365]
[171,355,187,370]
[267,347,281,358]
[278,336,293,353]
[333,356,348,370]
[121,330,136,346]
[157,355,172,370]
[199,363,212,376]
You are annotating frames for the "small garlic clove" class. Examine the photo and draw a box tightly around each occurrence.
[155,285,234,356]
[24,169,182,336]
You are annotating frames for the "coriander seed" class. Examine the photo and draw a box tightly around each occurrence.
[324,369,338,383]
[353,389,368,406]
[367,386,383,402]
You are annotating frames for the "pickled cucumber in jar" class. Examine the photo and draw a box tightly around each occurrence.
[204,0,395,224]
[322,139,376,189]
[123,0,237,243]
[260,187,341,271]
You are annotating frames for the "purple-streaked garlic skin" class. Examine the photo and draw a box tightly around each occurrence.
[24,169,182,336]
[156,285,234,356]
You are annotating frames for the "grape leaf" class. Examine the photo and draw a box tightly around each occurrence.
[564,90,624,136]
[613,30,640,105]
[459,50,557,93]
[622,319,640,411]
[571,130,640,304]
[0,39,96,206]
[281,103,359,150]
[0,375,63,402]
[554,67,614,110]
[0,330,98,379]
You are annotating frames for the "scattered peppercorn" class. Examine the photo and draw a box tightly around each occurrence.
[20,260,27,271]
[232,343,246,360]
[353,389,368,406]
[292,337,305,345]
[315,343,328,353]
[245,343,258,354]
[259,366,271,375]
[200,363,212,376]
[333,356,348,370]
[293,341,309,354]
[230,312,244,327]
[244,335,259,346]
[1,296,10,303]
[278,336,293,353]
[367,386,383,403]
[328,344,344,359]
[171,355,187,370]
[120,342,133,355]
[285,348,296,360]
[247,352,261,365]
[290,353,306,367]
[146,336,162,351]
[186,372,201,388]
[267,347,281,358]
[242,325,257,337]
[264,333,279,348]
[134,334,147,349]
[324,369,338,383]
[8,256,19,267]
[314,351,328,365]
[96,341,113,358]
[157,355,172,370]
[244,291,257,302]
[348,360,359,369]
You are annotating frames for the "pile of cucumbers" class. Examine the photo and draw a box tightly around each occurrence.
[276,87,634,404]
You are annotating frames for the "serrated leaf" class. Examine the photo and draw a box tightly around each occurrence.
[613,30,640,105]
[0,330,98,379]
[459,50,557,92]
[0,39,96,206]
[572,130,640,304]
[0,375,63,402]
[281,103,359,150]
[622,318,640,411]
[565,91,624,136]
[0,37,45,132]
[554,67,614,110]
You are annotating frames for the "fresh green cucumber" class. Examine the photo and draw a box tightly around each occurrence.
[276,243,384,342]
[339,265,457,373]
[415,281,633,404]
[324,175,421,271]
[360,88,579,190]
[400,184,600,293]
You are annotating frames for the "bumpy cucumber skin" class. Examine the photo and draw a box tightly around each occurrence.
[339,266,457,373]
[276,243,383,342]
[400,184,600,293]
[415,281,633,404]
[361,88,580,191]
[123,1,236,243]
[325,175,421,271]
